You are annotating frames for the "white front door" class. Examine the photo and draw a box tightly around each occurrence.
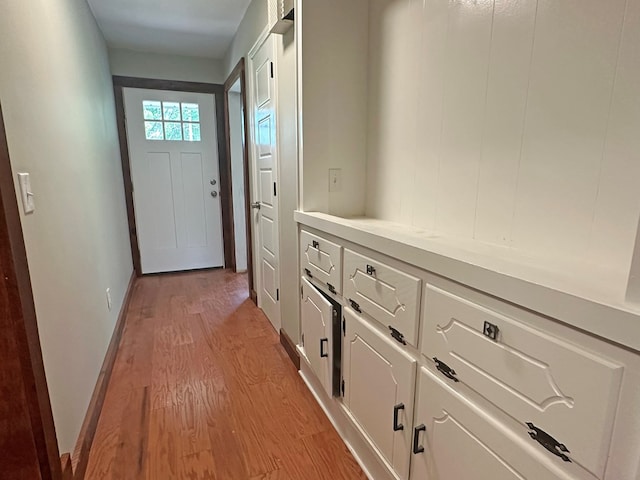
[250,36,281,331]
[123,88,224,274]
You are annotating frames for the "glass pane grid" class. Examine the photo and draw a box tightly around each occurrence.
[142,101,201,142]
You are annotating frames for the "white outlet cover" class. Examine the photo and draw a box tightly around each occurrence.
[329,168,342,193]
[17,173,35,214]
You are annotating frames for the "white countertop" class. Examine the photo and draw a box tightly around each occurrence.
[295,210,640,353]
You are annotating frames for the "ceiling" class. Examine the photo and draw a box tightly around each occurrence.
[87,0,252,59]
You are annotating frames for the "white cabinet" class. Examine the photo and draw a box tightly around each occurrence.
[421,284,623,479]
[343,249,422,346]
[343,307,417,480]
[300,229,343,294]
[300,277,337,397]
[411,367,590,480]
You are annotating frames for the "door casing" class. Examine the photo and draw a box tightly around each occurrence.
[223,59,257,303]
[112,76,233,276]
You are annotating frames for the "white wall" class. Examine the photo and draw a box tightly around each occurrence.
[109,47,225,84]
[299,0,369,217]
[229,92,248,272]
[223,0,268,77]
[0,0,133,453]
[366,0,640,279]
[276,27,300,341]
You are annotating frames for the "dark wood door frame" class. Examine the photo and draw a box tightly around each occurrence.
[0,105,62,479]
[224,59,257,304]
[112,76,234,276]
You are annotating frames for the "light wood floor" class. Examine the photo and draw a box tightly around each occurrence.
[85,269,366,479]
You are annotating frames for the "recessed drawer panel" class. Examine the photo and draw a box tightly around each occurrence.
[343,249,421,346]
[300,230,342,293]
[421,284,623,479]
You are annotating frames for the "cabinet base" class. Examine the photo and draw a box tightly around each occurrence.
[298,350,398,480]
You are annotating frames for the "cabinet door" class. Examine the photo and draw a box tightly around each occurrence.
[301,277,334,397]
[411,367,590,480]
[421,284,623,478]
[343,308,416,480]
[300,230,343,293]
[343,249,422,346]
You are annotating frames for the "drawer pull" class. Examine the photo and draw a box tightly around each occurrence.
[366,264,376,276]
[312,240,320,249]
[393,403,405,431]
[304,268,313,278]
[483,321,499,341]
[327,283,336,295]
[433,357,459,383]
[413,424,426,454]
[526,423,571,462]
[389,326,407,345]
[320,338,329,358]
[349,299,362,313]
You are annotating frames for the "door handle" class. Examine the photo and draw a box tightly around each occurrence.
[393,403,405,431]
[210,179,217,185]
[210,191,218,198]
[251,202,261,210]
[320,338,329,358]
[413,424,426,454]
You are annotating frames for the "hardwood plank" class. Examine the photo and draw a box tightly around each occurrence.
[84,270,365,479]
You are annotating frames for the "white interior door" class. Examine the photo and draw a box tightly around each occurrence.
[123,88,224,274]
[250,36,281,331]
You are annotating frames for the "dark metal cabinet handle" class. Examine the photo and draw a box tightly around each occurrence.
[526,423,571,462]
[320,338,329,358]
[393,403,405,431]
[413,424,426,454]
[312,240,319,248]
[366,264,376,275]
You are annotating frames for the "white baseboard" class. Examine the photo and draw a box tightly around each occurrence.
[297,349,398,480]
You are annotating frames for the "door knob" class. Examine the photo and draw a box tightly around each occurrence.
[210,179,217,185]
[251,202,261,210]
[211,191,218,198]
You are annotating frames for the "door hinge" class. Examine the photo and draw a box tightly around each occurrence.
[327,283,336,295]
[433,357,459,383]
[389,326,407,345]
[341,379,345,396]
[273,182,277,197]
[276,288,279,301]
[270,61,274,78]
[349,299,361,313]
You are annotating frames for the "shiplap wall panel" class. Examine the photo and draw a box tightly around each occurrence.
[511,0,627,257]
[412,0,450,232]
[433,0,494,238]
[367,0,424,224]
[474,0,537,245]
[366,0,640,277]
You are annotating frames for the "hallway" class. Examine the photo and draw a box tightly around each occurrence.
[84,270,366,479]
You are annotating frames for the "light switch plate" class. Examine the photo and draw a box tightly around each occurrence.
[329,168,342,193]
[17,173,35,214]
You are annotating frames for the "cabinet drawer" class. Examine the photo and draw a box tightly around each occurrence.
[411,367,594,480]
[421,284,623,479]
[300,230,342,293]
[343,307,417,480]
[343,249,421,346]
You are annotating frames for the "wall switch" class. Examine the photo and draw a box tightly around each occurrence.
[17,173,35,214]
[329,169,342,193]
[106,288,112,311]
